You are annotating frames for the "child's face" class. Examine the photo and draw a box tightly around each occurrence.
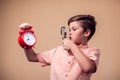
[69,21,87,45]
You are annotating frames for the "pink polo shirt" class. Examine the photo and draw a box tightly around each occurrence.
[37,46,100,80]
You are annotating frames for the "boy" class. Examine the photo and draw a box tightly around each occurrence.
[20,14,100,80]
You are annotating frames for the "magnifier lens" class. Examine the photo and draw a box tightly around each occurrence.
[61,27,67,39]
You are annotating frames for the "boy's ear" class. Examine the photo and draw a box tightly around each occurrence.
[84,29,91,37]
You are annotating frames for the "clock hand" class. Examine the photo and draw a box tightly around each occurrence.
[27,35,30,41]
[27,38,30,41]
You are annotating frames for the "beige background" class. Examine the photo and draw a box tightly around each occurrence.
[0,0,120,80]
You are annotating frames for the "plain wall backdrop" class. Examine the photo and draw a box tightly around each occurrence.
[0,0,120,80]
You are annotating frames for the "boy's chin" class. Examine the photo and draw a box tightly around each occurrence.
[74,42,81,45]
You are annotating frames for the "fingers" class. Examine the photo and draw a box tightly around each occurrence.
[19,23,32,30]
[62,38,70,51]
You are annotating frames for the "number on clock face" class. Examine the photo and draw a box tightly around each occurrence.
[23,32,36,45]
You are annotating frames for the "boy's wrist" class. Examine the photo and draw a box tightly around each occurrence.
[69,42,76,50]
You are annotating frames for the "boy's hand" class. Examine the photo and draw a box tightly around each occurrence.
[62,38,74,51]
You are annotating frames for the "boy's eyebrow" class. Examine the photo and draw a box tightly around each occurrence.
[70,26,77,29]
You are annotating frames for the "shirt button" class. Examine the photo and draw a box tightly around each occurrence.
[68,61,70,64]
[65,74,68,77]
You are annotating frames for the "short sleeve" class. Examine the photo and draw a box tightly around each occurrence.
[37,48,57,67]
[88,48,100,67]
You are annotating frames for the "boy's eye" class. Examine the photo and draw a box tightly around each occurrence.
[69,27,77,32]
[72,28,76,31]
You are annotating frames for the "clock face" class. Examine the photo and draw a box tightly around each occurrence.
[23,32,36,46]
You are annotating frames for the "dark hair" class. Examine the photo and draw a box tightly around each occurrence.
[68,15,97,40]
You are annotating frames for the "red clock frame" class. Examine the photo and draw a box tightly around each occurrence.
[18,30,37,49]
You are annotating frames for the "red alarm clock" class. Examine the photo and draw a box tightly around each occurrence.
[18,23,37,49]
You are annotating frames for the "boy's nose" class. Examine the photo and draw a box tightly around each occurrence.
[69,32,72,36]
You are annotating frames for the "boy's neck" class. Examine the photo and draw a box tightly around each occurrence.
[78,44,88,49]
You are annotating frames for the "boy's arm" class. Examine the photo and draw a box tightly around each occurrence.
[69,44,96,73]
[63,39,96,73]
[24,48,39,62]
[18,23,39,62]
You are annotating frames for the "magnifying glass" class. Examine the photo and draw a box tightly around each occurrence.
[61,26,67,39]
